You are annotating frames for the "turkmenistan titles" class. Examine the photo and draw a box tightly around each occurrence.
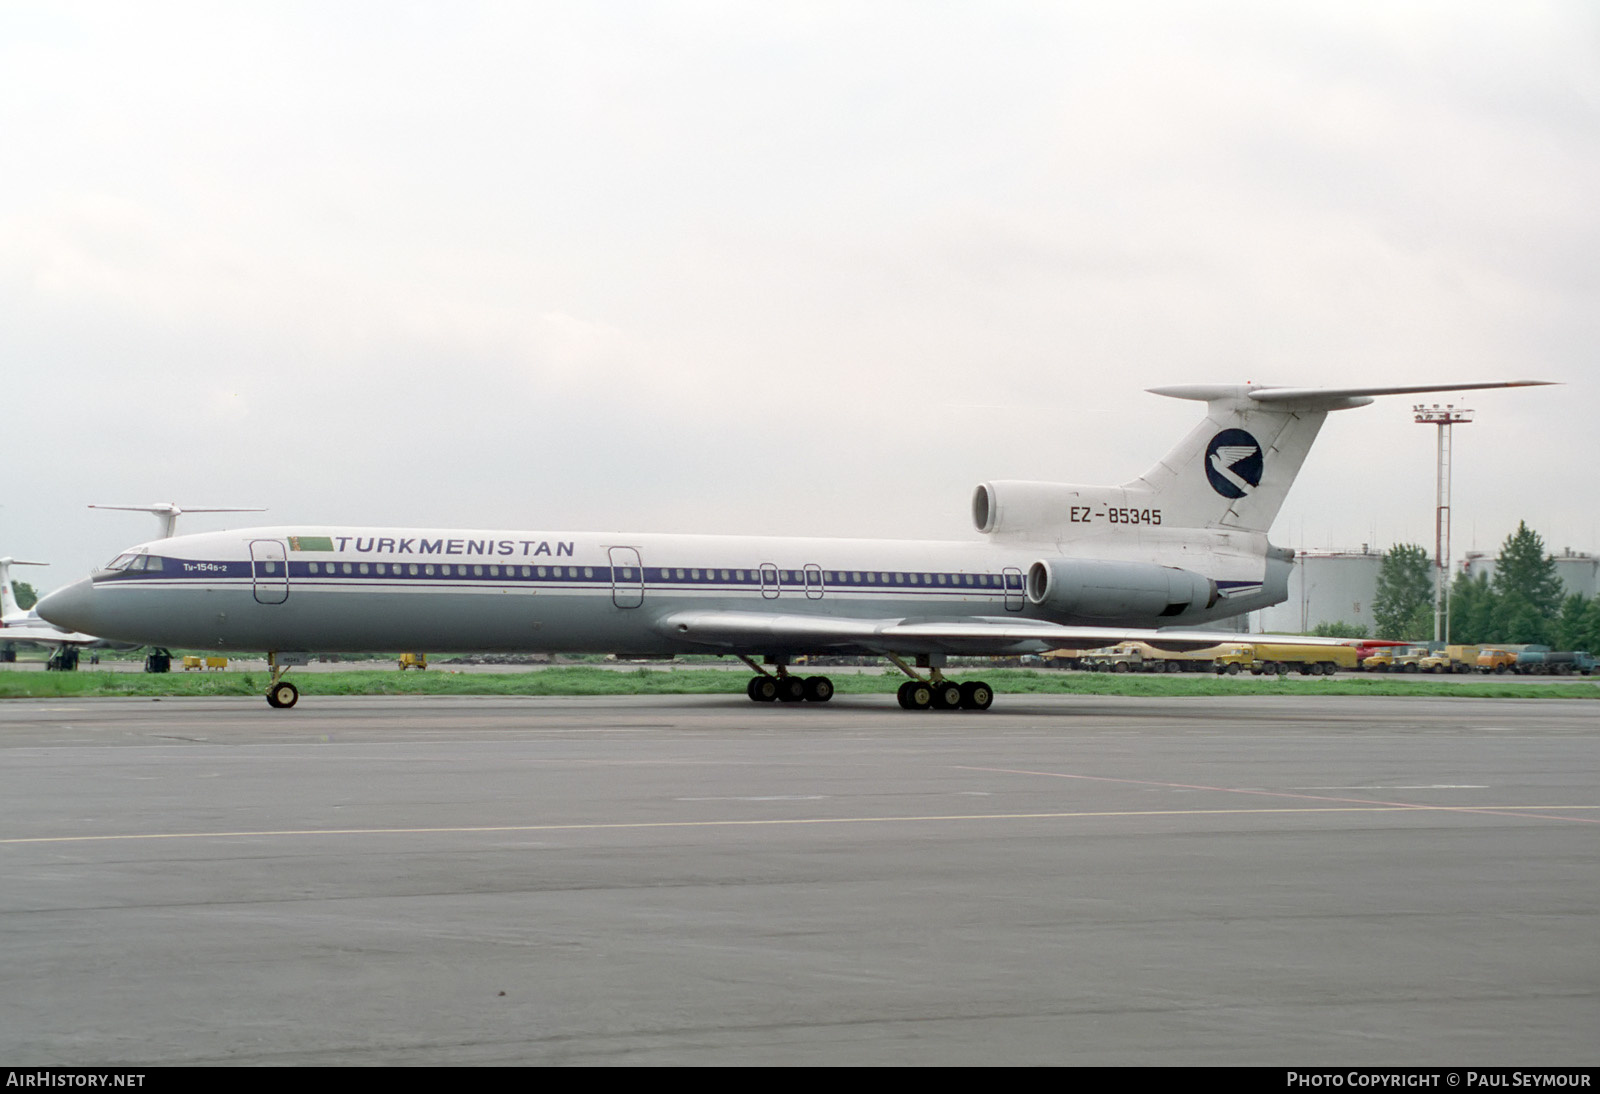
[289,535,576,557]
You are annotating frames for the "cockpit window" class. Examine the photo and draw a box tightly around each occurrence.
[102,552,161,573]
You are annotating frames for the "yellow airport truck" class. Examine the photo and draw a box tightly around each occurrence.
[1212,645,1256,675]
[1417,645,1480,674]
[1081,642,1243,673]
[1249,643,1359,676]
[1356,646,1433,671]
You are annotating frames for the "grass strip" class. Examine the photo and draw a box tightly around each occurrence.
[0,668,1595,700]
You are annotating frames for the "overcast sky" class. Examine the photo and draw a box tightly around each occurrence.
[3,1,1596,590]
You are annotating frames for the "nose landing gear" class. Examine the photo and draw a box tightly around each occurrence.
[264,652,308,708]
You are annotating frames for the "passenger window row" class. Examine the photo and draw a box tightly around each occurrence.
[121,556,1023,590]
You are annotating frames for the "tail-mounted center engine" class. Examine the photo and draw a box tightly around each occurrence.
[973,481,1091,537]
[1026,558,1218,622]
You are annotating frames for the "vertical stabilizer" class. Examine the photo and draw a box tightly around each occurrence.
[1135,381,1553,533]
[0,558,49,624]
[1129,386,1328,533]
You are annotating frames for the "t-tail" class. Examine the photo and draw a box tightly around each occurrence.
[973,381,1552,541]
[0,558,49,625]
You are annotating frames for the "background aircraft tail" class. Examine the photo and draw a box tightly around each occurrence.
[0,558,49,623]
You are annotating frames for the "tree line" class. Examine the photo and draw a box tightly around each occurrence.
[1369,522,1596,649]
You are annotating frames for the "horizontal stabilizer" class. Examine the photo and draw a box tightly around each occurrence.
[1116,379,1558,533]
[1149,380,1555,412]
[91,503,268,540]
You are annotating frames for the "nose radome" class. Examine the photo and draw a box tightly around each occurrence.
[36,578,97,634]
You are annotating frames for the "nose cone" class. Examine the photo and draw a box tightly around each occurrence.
[36,578,98,634]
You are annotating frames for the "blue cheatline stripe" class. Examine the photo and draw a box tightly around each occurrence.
[101,556,1033,593]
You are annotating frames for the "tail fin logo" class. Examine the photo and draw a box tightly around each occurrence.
[1205,430,1263,498]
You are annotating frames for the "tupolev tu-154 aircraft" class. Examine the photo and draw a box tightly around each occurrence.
[38,381,1549,710]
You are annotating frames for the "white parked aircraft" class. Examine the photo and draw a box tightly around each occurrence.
[0,558,112,668]
[38,381,1549,708]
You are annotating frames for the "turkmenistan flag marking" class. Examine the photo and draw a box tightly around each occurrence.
[288,536,335,552]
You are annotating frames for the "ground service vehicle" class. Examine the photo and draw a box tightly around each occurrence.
[1363,648,1398,672]
[1213,645,1255,675]
[1417,645,1480,674]
[1040,648,1089,669]
[1477,649,1517,674]
[1249,642,1358,675]
[1514,650,1596,676]
[1081,642,1242,673]
[1349,641,1408,670]
[1390,646,1430,673]
[1080,644,1173,672]
[1365,645,1429,672]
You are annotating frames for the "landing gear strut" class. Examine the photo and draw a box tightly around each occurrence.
[739,655,833,704]
[888,654,994,712]
[265,652,301,709]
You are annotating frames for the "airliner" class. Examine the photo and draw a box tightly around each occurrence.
[37,381,1549,709]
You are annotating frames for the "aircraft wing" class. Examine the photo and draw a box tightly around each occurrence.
[652,610,1331,657]
[0,624,111,648]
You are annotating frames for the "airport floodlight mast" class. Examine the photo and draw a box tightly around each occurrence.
[1413,403,1473,642]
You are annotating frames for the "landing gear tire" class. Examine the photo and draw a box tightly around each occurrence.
[776,676,806,703]
[802,675,834,703]
[929,681,963,710]
[959,680,994,711]
[748,676,779,702]
[899,681,933,710]
[265,682,299,709]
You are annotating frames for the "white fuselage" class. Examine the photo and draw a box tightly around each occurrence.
[38,524,1286,656]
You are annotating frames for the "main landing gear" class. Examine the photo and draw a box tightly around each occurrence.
[894,678,993,711]
[888,653,993,712]
[738,655,834,704]
[734,653,996,712]
[45,647,81,671]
